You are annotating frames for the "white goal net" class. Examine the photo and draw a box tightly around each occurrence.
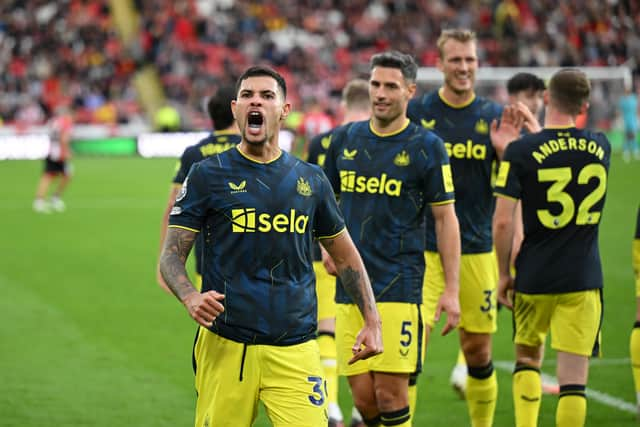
[416,66,633,135]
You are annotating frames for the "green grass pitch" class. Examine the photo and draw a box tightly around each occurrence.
[0,155,638,426]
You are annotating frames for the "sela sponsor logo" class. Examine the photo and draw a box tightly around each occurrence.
[444,140,487,160]
[228,180,247,194]
[169,206,182,216]
[339,170,402,196]
[230,208,309,233]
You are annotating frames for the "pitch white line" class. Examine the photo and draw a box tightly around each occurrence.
[494,360,637,414]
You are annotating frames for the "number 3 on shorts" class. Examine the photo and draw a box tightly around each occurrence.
[307,376,326,406]
[480,289,494,313]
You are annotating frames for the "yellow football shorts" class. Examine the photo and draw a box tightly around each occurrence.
[193,328,328,427]
[336,302,424,376]
[423,251,497,333]
[633,239,639,296]
[314,261,336,321]
[513,289,602,357]
[195,272,202,292]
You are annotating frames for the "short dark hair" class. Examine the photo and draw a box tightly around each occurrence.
[235,65,287,99]
[548,69,590,116]
[206,85,236,130]
[370,51,418,83]
[507,72,546,95]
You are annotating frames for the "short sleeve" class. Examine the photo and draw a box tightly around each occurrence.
[423,135,456,205]
[494,143,522,200]
[313,168,346,240]
[168,162,209,231]
[172,147,197,184]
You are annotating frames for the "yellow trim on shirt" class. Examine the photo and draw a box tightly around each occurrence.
[493,192,519,202]
[429,199,455,206]
[316,227,347,240]
[214,130,239,136]
[168,225,200,233]
[369,119,410,137]
[545,125,576,130]
[438,88,476,108]
[235,145,283,164]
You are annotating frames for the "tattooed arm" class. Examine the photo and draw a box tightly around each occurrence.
[159,227,225,327]
[320,230,383,363]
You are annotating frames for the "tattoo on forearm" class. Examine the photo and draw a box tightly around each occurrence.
[339,266,374,315]
[159,228,197,300]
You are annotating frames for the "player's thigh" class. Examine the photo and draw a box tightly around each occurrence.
[314,261,336,322]
[513,293,554,349]
[550,289,602,357]
[336,304,369,376]
[193,328,259,427]
[458,251,498,333]
[336,303,423,376]
[369,303,424,375]
[423,251,445,329]
[260,340,329,427]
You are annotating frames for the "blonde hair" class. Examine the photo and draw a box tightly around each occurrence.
[437,29,477,58]
[342,79,370,111]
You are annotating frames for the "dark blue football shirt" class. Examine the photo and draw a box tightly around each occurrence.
[169,146,345,345]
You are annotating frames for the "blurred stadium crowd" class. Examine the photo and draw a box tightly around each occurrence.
[1,0,639,131]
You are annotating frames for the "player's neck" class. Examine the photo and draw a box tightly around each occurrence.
[543,108,576,128]
[370,116,410,136]
[223,123,240,134]
[237,140,282,163]
[439,86,475,107]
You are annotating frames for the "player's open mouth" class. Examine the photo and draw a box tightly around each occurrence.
[248,111,264,133]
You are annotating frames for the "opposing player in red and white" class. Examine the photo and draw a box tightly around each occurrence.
[33,108,74,213]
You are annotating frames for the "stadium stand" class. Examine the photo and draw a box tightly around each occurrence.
[1,0,639,129]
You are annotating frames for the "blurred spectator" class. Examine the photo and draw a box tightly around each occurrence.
[619,84,640,162]
[33,107,74,213]
[154,103,181,132]
[2,0,640,131]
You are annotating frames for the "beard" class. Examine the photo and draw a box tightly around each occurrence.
[445,75,474,96]
[373,106,402,127]
[244,135,267,146]
[241,127,268,146]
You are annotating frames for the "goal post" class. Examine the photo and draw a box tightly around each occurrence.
[417,66,633,90]
[416,66,634,147]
